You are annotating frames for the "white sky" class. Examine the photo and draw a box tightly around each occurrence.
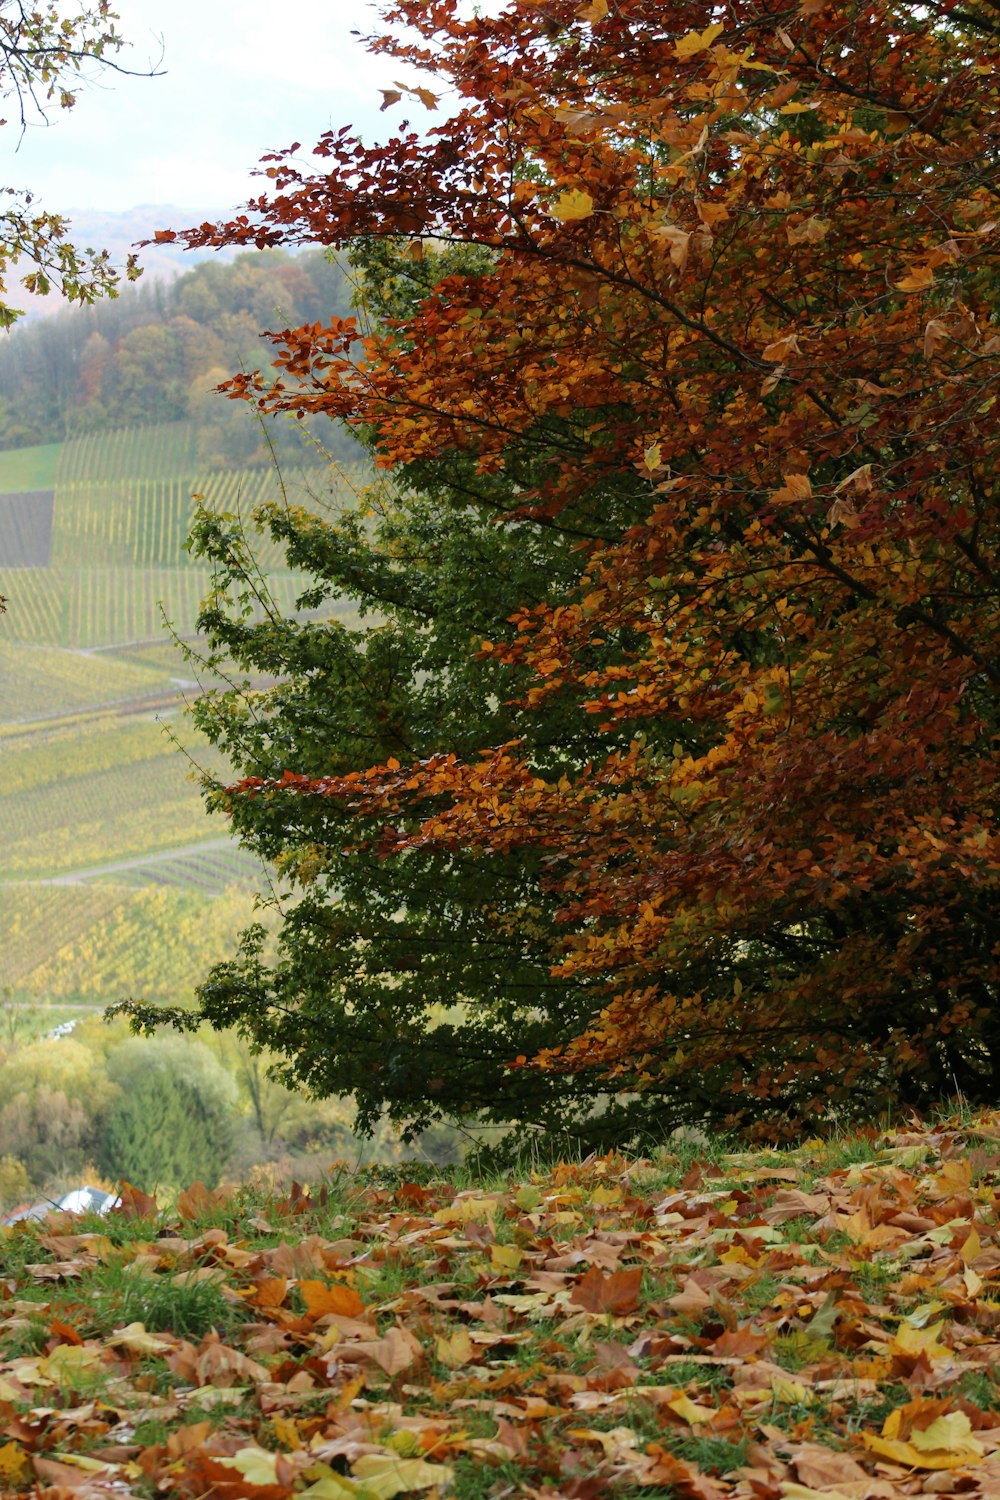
[4,0,424,217]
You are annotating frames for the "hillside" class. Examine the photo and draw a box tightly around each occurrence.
[2,1113,999,1498]
[0,416,362,1010]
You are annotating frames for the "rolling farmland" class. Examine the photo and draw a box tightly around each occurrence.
[0,419,348,1000]
[0,883,262,1003]
[0,642,170,723]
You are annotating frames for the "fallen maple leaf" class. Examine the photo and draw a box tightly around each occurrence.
[300,1279,366,1320]
[570,1264,644,1315]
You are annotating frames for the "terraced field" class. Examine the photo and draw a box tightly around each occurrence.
[0,882,262,1003]
[0,642,171,723]
[0,420,349,1001]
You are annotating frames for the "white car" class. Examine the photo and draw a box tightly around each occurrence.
[1,1185,119,1225]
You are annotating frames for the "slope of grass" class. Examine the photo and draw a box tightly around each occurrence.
[0,441,61,492]
[1,1113,999,1497]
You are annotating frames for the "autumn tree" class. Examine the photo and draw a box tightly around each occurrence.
[139,0,999,1143]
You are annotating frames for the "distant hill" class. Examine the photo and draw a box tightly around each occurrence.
[0,243,358,468]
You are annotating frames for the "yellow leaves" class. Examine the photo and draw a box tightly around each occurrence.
[436,1326,476,1367]
[351,1454,454,1498]
[577,0,609,20]
[666,1392,715,1424]
[896,263,935,293]
[216,1446,286,1485]
[108,1322,174,1355]
[0,1442,30,1486]
[515,1183,543,1210]
[301,1456,454,1500]
[643,440,663,472]
[435,1194,498,1224]
[887,1320,952,1362]
[770,472,812,505]
[675,21,725,57]
[490,1241,523,1272]
[860,1406,984,1470]
[551,189,595,222]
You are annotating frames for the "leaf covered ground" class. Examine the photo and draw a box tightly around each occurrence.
[3,1114,1000,1499]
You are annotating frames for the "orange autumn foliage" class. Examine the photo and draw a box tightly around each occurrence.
[174,0,998,1137]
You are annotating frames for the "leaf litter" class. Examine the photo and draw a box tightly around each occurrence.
[2,1115,1000,1498]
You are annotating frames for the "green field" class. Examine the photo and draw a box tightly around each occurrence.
[0,641,171,722]
[0,441,61,493]
[54,421,197,485]
[0,714,237,879]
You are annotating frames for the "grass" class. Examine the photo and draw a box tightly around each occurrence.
[0,441,61,492]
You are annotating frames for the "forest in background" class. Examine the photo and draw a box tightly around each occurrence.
[0,247,358,468]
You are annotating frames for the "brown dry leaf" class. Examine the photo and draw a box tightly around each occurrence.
[761,1187,831,1222]
[770,472,813,506]
[896,263,935,293]
[193,1332,271,1387]
[570,1264,644,1315]
[332,1324,423,1376]
[113,1181,159,1220]
[790,1443,877,1488]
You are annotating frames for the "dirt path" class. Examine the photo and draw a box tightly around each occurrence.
[39,836,238,885]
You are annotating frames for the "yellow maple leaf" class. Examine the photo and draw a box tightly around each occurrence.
[552,189,595,221]
[896,264,935,293]
[861,1408,983,1470]
[352,1453,454,1500]
[490,1241,523,1272]
[889,1320,951,1360]
[675,21,725,57]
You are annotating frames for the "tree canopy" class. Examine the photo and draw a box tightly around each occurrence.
[139,0,999,1145]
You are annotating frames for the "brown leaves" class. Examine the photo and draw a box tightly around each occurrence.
[570,1265,644,1316]
[5,1122,1000,1496]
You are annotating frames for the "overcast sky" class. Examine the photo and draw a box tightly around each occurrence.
[5,0,423,218]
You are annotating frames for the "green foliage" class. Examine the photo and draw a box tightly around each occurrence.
[99,1038,237,1192]
[154,240,629,1142]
